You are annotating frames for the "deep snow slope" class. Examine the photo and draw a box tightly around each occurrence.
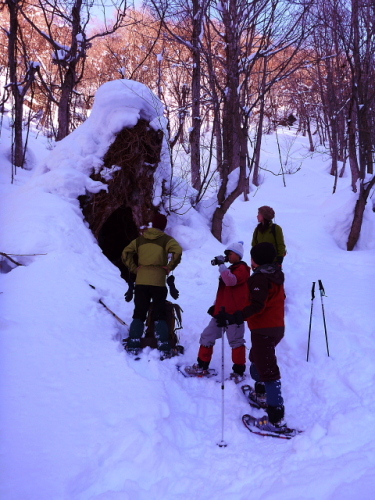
[1,127,375,500]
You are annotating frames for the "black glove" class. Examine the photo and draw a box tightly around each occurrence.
[214,255,226,265]
[207,305,215,316]
[215,310,244,328]
[276,256,284,265]
[124,281,135,302]
[167,275,179,300]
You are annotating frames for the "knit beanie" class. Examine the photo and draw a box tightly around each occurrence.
[258,205,275,220]
[251,242,276,265]
[225,241,244,259]
[152,212,167,231]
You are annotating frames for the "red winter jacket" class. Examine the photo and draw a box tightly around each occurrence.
[213,261,251,316]
[242,264,285,336]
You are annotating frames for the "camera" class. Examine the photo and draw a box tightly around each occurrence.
[211,255,229,266]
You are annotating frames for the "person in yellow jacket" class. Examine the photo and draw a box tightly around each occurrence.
[251,206,286,265]
[122,212,182,355]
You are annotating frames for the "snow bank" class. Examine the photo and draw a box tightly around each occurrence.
[32,79,171,205]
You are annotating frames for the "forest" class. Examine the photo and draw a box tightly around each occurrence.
[1,0,374,248]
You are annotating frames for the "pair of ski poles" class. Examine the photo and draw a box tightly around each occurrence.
[307,280,330,362]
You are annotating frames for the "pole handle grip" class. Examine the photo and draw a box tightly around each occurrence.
[311,281,315,300]
[318,280,326,296]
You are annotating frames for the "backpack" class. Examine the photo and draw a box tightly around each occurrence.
[254,223,279,256]
[141,300,184,350]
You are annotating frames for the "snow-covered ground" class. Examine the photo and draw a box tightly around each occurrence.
[1,90,375,500]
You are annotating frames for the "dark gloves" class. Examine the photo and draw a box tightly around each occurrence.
[124,281,135,302]
[276,256,284,265]
[215,310,244,328]
[213,255,226,265]
[167,275,179,300]
[207,305,215,316]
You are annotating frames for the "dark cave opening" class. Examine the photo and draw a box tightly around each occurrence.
[97,205,139,282]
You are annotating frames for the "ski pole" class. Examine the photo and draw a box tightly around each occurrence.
[307,282,315,362]
[217,307,228,448]
[318,280,330,357]
[88,284,128,326]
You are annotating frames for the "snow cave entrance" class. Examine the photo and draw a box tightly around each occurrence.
[97,205,138,281]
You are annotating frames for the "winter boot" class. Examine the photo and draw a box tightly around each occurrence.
[244,382,267,409]
[127,318,144,350]
[251,413,287,434]
[185,363,207,375]
[155,320,170,353]
[229,372,246,384]
[232,363,246,375]
[266,404,285,425]
[229,363,246,383]
[184,363,216,377]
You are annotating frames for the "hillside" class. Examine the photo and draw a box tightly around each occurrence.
[1,117,375,500]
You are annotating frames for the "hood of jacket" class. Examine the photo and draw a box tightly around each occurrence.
[252,263,284,285]
[142,228,166,240]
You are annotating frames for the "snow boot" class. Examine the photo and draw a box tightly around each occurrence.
[184,363,217,377]
[155,320,170,352]
[247,382,267,408]
[266,404,285,425]
[251,413,287,434]
[127,318,144,350]
[160,347,182,360]
[228,372,246,384]
[124,345,141,356]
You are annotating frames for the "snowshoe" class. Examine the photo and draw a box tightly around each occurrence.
[183,363,218,378]
[227,373,247,384]
[242,414,302,440]
[241,384,267,409]
[124,344,142,359]
[160,345,184,361]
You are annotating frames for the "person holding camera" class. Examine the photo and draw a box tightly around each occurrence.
[252,206,286,265]
[185,241,250,379]
[216,242,288,434]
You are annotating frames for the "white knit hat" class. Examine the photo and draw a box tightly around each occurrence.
[225,241,244,259]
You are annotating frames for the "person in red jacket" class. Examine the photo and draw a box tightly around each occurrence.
[186,241,250,380]
[217,241,288,434]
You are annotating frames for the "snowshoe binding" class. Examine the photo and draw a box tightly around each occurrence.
[183,363,218,378]
[123,342,142,359]
[241,384,267,409]
[242,414,302,440]
[228,372,247,384]
[160,345,184,361]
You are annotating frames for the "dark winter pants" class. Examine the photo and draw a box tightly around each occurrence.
[132,284,168,322]
[128,285,170,351]
[250,329,284,414]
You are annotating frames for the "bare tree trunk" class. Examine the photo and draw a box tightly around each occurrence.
[252,111,264,187]
[346,0,375,248]
[347,99,359,192]
[347,177,375,250]
[306,117,315,152]
[56,68,75,141]
[7,0,24,167]
[252,58,267,186]
[189,0,202,191]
